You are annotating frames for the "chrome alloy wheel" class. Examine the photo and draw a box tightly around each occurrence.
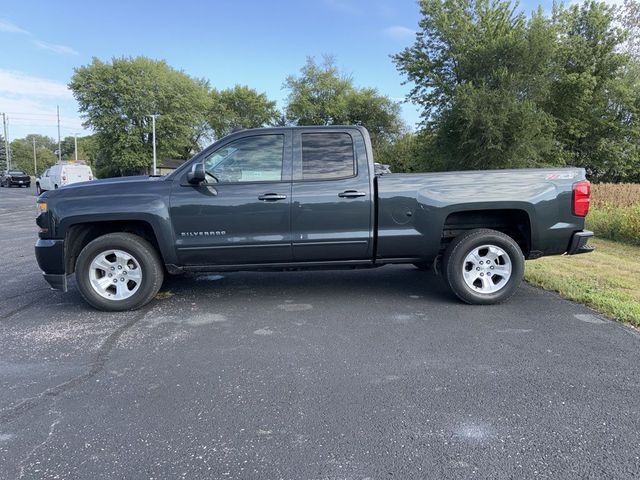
[88,249,142,300]
[462,244,512,294]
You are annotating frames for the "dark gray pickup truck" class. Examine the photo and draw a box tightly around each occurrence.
[35,126,593,311]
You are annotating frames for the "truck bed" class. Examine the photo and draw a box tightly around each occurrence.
[375,168,586,261]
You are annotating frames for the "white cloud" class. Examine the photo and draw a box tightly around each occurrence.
[33,40,79,56]
[0,69,73,98]
[0,18,30,35]
[383,25,416,41]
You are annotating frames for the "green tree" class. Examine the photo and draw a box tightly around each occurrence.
[69,56,211,177]
[208,85,279,140]
[59,135,98,165]
[393,0,640,180]
[547,1,640,181]
[393,0,559,170]
[9,136,57,176]
[621,0,640,59]
[284,57,405,149]
[60,136,75,160]
[375,131,435,172]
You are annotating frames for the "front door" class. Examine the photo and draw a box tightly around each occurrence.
[170,131,293,266]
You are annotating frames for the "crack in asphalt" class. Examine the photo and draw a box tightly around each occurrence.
[0,310,147,425]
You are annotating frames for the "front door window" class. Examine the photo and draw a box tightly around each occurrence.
[204,135,284,183]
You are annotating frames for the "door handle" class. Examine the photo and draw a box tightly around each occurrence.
[258,193,287,201]
[338,190,367,198]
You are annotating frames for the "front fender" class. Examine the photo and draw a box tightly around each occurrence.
[49,185,178,266]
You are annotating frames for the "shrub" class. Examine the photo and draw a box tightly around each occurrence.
[587,204,640,245]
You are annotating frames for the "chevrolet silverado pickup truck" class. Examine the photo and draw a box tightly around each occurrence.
[35,126,593,311]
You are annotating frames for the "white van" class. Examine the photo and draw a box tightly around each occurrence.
[36,164,94,194]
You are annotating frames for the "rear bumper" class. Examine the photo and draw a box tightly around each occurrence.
[567,230,594,255]
[9,179,30,186]
[35,239,68,291]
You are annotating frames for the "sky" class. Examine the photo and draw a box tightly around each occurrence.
[0,0,596,142]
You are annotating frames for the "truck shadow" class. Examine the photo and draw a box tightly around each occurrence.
[160,265,454,305]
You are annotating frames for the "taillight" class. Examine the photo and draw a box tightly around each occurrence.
[572,180,590,217]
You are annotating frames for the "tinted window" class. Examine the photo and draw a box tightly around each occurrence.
[301,133,355,180]
[205,135,284,183]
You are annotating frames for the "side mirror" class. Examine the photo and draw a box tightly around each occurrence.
[187,163,206,185]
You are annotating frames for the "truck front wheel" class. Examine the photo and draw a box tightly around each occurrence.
[443,229,524,305]
[75,232,164,311]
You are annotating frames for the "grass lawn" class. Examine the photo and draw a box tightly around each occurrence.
[525,238,640,327]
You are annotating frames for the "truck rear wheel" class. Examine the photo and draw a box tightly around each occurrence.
[75,232,164,311]
[443,229,524,305]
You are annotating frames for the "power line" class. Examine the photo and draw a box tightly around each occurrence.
[7,121,85,130]
[1,112,61,118]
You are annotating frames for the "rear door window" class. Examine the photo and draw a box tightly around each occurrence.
[301,133,355,180]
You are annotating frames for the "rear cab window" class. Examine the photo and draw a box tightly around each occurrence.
[300,133,355,180]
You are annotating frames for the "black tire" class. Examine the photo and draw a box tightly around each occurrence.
[54,184,58,189]
[36,184,42,195]
[443,228,524,305]
[75,232,164,311]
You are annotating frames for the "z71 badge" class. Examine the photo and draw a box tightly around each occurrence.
[180,231,226,237]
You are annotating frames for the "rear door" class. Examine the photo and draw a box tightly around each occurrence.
[64,166,92,185]
[291,129,373,261]
[170,130,293,266]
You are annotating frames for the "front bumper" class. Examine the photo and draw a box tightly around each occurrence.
[35,239,68,291]
[567,230,594,255]
[9,178,30,186]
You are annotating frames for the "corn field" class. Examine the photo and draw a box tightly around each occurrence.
[591,183,640,208]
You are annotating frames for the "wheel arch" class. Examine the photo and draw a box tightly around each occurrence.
[64,220,165,275]
[442,209,532,257]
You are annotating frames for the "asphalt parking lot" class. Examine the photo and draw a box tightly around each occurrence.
[0,185,639,479]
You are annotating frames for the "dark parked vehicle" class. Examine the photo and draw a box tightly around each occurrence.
[35,126,593,311]
[1,170,31,188]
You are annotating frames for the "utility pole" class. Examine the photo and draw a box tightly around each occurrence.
[2,113,8,171]
[57,105,62,163]
[74,134,78,162]
[148,114,159,175]
[33,137,37,176]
